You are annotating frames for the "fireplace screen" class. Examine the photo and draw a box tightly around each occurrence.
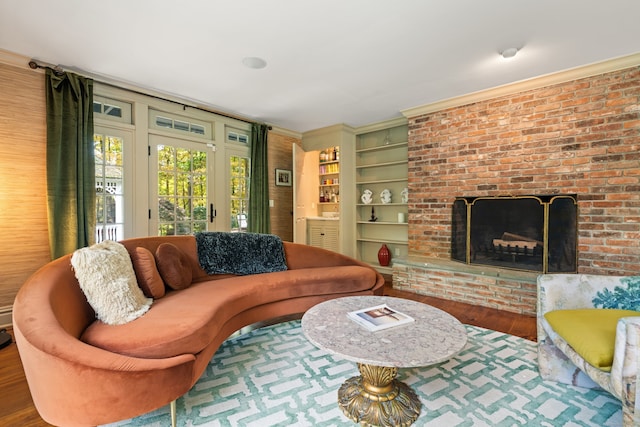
[451,195,577,273]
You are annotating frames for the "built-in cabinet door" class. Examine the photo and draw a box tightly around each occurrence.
[322,222,339,250]
[308,222,325,248]
[307,220,339,252]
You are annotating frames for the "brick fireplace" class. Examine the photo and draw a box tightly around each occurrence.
[393,65,640,316]
[452,194,578,273]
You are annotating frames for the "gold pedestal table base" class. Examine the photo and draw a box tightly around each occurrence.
[338,363,420,427]
[301,296,467,427]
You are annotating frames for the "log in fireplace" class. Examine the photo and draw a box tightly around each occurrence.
[451,195,577,273]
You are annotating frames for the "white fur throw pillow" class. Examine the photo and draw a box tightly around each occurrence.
[71,240,152,325]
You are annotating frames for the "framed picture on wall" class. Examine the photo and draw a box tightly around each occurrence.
[275,169,292,186]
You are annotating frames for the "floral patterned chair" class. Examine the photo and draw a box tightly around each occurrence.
[537,274,640,426]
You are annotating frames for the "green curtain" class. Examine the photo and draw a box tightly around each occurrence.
[45,69,95,259]
[247,123,270,234]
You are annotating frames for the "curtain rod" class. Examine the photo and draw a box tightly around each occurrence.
[28,59,64,76]
[27,58,272,130]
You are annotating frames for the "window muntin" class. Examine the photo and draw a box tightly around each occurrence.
[149,110,212,138]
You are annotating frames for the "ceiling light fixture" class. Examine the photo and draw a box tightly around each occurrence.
[500,47,519,60]
[242,57,267,69]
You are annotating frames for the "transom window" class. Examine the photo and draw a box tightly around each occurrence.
[149,109,212,139]
[155,115,206,136]
[93,96,132,124]
[227,129,249,144]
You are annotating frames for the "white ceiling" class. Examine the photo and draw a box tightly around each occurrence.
[1,0,640,133]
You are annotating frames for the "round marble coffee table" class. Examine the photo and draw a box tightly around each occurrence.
[301,295,467,427]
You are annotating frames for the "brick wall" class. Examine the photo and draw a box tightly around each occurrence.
[395,65,640,315]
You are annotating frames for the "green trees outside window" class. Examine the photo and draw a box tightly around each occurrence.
[157,145,208,236]
[230,155,250,231]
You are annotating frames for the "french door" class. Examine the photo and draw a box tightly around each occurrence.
[148,134,216,235]
[94,126,133,242]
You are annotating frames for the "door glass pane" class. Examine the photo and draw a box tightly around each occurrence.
[157,145,208,236]
[193,197,207,221]
[95,133,124,242]
[230,155,250,231]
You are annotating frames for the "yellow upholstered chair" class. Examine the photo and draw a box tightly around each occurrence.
[537,274,640,426]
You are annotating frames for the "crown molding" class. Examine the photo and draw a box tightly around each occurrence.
[5,48,638,133]
[269,126,302,139]
[402,52,640,118]
[302,123,355,138]
[355,116,408,134]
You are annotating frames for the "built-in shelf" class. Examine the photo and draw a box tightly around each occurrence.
[357,178,407,186]
[356,141,408,153]
[357,237,408,245]
[356,160,406,170]
[357,221,407,226]
[355,122,409,271]
[318,146,340,206]
[357,203,406,206]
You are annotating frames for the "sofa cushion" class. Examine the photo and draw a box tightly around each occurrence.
[81,265,376,358]
[545,308,640,372]
[155,243,193,290]
[130,247,165,299]
[71,240,152,325]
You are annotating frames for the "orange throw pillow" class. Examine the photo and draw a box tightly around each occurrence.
[130,247,166,299]
[155,243,193,290]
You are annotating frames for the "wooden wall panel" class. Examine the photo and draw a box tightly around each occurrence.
[267,132,300,242]
[0,63,50,308]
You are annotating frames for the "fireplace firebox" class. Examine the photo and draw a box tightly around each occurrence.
[451,195,577,273]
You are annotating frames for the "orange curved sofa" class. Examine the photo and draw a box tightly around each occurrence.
[13,236,384,427]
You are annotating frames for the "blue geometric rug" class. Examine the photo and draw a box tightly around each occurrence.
[104,320,622,427]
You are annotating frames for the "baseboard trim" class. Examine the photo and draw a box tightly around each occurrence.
[0,306,12,329]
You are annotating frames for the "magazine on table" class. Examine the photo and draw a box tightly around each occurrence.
[347,304,415,331]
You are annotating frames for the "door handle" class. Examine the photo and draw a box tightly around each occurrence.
[210,203,216,222]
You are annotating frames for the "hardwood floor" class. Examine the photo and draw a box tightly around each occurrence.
[0,330,54,427]
[0,284,536,427]
[384,285,537,341]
